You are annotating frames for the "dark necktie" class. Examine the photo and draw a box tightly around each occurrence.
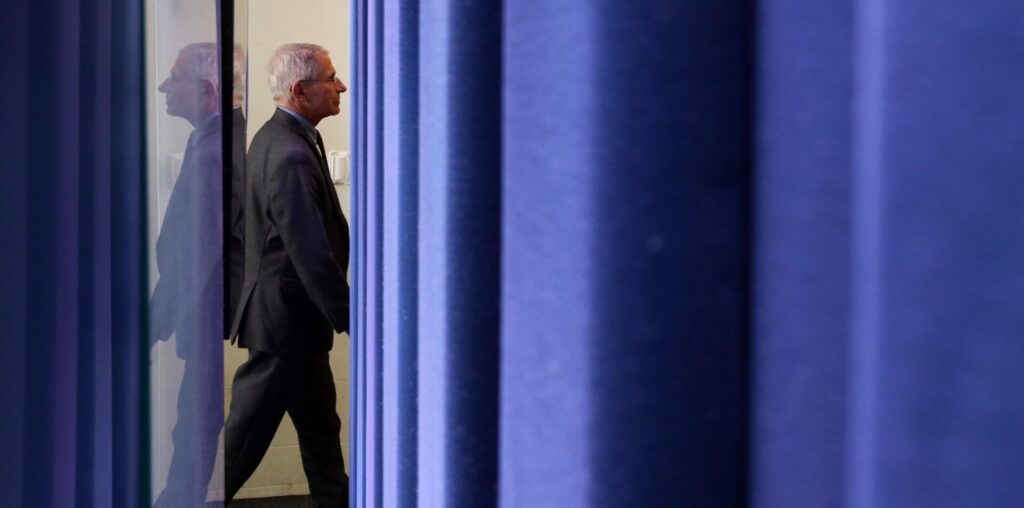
[314,130,343,217]
[314,131,329,169]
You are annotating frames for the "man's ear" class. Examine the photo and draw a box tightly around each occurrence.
[200,80,217,99]
[290,81,306,101]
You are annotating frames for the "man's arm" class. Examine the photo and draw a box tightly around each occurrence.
[268,149,348,332]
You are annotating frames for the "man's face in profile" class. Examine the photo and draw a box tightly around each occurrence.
[303,53,347,123]
[158,51,210,123]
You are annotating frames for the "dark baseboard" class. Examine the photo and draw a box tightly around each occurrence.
[229,495,315,507]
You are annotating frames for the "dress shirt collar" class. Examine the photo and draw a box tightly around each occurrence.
[187,111,221,150]
[277,106,317,140]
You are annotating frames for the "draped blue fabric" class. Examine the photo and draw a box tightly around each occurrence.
[856,1,1024,505]
[0,0,148,505]
[753,0,854,506]
[755,1,1024,507]
[352,1,422,505]
[503,1,753,506]
[353,1,500,506]
[379,0,419,506]
[350,0,370,502]
[500,3,603,505]
[353,0,1024,507]
[417,2,502,507]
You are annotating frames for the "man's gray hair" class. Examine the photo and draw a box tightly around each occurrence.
[177,42,247,103]
[266,43,329,102]
[232,44,247,104]
[179,42,220,90]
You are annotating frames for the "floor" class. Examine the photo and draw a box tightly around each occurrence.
[230,495,316,507]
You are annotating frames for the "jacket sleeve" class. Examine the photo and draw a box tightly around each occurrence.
[149,141,225,343]
[268,149,348,332]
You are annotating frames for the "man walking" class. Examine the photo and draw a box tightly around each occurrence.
[225,43,349,507]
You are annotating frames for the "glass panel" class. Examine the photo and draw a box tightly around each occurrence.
[145,0,224,505]
[226,0,247,390]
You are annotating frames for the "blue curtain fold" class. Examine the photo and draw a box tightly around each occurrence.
[0,2,30,506]
[502,1,752,506]
[350,0,368,503]
[847,2,1024,506]
[752,0,854,506]
[353,1,501,507]
[379,0,420,506]
[756,1,1024,507]
[352,1,423,506]
[417,1,503,505]
[500,3,601,505]
[0,0,147,505]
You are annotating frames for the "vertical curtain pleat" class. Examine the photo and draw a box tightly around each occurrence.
[502,2,753,506]
[752,0,854,506]
[356,1,422,506]
[110,0,147,505]
[364,0,386,503]
[754,1,1024,507]
[846,1,886,505]
[0,2,30,505]
[25,0,82,503]
[380,0,420,507]
[847,2,1024,506]
[380,3,400,502]
[79,0,107,504]
[591,3,754,505]
[395,3,420,502]
[500,3,600,506]
[417,1,502,507]
[350,0,368,504]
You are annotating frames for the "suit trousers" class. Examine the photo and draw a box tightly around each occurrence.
[153,348,223,508]
[224,349,348,507]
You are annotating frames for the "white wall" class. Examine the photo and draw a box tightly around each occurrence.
[245,0,351,156]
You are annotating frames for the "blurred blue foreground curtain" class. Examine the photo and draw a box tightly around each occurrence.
[0,0,147,506]
[353,0,1024,507]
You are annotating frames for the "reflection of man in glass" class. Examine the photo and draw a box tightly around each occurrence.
[225,43,349,506]
[150,42,225,508]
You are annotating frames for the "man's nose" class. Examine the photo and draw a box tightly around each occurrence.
[158,78,170,92]
[337,81,347,93]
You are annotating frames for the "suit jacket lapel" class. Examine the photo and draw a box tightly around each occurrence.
[271,109,345,222]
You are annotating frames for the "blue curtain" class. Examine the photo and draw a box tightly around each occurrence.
[0,0,148,506]
[754,1,1024,507]
[503,1,753,506]
[353,0,501,506]
[355,0,1024,507]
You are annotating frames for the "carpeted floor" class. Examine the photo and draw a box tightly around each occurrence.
[229,495,316,507]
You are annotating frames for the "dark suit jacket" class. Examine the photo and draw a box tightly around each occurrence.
[151,113,223,359]
[229,108,349,353]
